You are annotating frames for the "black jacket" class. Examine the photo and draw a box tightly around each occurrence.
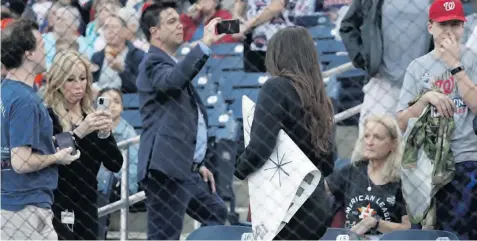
[91,41,145,93]
[339,0,385,79]
[233,77,334,240]
[48,109,123,240]
[234,77,335,179]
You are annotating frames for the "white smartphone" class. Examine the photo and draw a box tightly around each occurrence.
[97,96,110,111]
[96,96,111,139]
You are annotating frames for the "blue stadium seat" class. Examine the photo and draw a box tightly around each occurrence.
[186,225,252,240]
[315,39,347,55]
[219,72,269,88]
[177,45,194,57]
[308,26,334,39]
[218,78,234,101]
[215,111,239,141]
[122,93,139,109]
[207,107,225,127]
[320,54,351,71]
[320,228,360,241]
[208,126,218,137]
[121,110,142,129]
[229,88,260,102]
[210,92,228,110]
[227,89,260,119]
[196,84,218,103]
[211,43,244,56]
[463,1,473,15]
[178,43,244,57]
[380,230,459,240]
[294,14,332,28]
[205,56,244,73]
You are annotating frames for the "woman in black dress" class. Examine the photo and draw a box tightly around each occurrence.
[234,26,335,240]
[43,50,123,240]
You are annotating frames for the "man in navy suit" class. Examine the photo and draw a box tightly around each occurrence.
[136,2,228,240]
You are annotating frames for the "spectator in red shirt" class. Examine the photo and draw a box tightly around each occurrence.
[180,0,239,44]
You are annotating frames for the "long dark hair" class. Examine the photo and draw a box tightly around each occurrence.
[265,26,334,155]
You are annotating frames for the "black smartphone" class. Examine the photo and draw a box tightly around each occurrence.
[54,132,77,155]
[216,19,240,35]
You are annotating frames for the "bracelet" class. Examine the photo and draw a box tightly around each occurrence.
[450,66,465,76]
[71,130,81,143]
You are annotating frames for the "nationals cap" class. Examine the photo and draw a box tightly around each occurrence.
[429,0,467,22]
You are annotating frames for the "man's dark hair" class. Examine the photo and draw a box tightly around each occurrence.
[1,18,39,70]
[140,1,178,41]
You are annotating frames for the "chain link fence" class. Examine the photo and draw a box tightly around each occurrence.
[1,0,476,240]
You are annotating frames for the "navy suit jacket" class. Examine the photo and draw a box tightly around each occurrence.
[136,44,209,181]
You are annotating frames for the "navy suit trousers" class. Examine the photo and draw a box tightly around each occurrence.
[143,170,228,240]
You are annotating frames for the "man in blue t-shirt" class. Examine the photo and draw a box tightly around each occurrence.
[0,18,81,240]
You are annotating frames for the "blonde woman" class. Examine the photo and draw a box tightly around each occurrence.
[43,51,123,240]
[325,115,411,236]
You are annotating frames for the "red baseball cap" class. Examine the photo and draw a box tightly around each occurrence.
[429,0,466,22]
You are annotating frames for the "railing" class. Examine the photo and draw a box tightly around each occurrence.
[97,61,361,240]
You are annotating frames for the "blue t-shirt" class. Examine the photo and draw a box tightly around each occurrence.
[1,79,58,211]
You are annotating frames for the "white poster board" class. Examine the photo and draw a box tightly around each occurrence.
[242,96,322,241]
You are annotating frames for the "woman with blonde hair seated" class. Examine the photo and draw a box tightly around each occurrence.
[325,115,411,237]
[43,50,123,240]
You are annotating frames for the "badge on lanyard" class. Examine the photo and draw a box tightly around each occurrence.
[61,210,75,231]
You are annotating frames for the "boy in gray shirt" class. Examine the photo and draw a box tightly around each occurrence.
[397,0,477,239]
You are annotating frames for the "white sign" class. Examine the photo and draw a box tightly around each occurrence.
[242,96,322,241]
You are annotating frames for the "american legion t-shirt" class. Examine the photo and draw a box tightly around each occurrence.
[327,161,407,235]
[397,46,477,163]
[1,79,58,211]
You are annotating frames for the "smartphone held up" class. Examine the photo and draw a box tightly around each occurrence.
[96,96,111,139]
[216,19,240,35]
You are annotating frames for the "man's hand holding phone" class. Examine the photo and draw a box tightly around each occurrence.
[202,17,227,46]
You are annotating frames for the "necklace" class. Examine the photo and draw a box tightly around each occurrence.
[367,170,373,192]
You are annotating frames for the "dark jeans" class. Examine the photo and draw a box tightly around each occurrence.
[143,170,228,240]
[435,161,477,240]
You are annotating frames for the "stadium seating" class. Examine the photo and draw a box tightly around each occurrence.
[227,89,261,120]
[293,13,332,28]
[122,109,143,133]
[205,56,244,72]
[320,228,360,241]
[308,26,334,39]
[211,43,245,56]
[122,93,139,110]
[219,72,269,88]
[380,230,460,240]
[319,54,351,71]
[185,225,252,240]
[315,39,347,55]
[122,23,366,135]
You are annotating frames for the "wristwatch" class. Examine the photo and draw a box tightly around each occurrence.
[450,66,465,75]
